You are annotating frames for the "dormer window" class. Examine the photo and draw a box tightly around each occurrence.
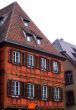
[0,16,4,26]
[23,19,29,27]
[23,31,32,42]
[33,33,42,45]
[0,14,8,27]
[27,35,32,42]
[36,38,41,44]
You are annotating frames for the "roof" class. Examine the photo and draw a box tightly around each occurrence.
[0,2,64,59]
[53,39,76,65]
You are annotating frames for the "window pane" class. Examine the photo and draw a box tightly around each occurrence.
[53,61,59,73]
[41,58,46,70]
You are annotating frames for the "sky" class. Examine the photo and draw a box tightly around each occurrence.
[0,0,76,45]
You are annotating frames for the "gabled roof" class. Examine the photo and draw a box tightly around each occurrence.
[0,2,64,59]
[53,39,76,65]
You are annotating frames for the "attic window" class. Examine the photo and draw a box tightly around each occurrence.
[0,14,8,27]
[36,38,41,44]
[26,35,32,42]
[33,33,42,45]
[0,17,4,26]
[23,31,32,42]
[23,19,29,27]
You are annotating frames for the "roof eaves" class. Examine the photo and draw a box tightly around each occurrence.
[3,39,65,60]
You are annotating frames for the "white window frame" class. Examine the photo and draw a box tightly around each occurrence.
[11,81,20,97]
[53,61,59,73]
[27,54,34,68]
[12,51,20,64]
[36,38,41,45]
[42,85,47,100]
[54,87,60,101]
[26,35,32,42]
[27,83,34,99]
[41,58,46,70]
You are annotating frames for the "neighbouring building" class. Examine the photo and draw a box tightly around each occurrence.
[0,2,65,110]
[53,39,76,110]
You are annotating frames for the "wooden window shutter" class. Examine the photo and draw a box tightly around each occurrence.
[59,88,63,101]
[46,60,49,72]
[7,80,12,96]
[35,84,38,99]
[38,84,41,100]
[58,62,61,74]
[22,52,27,67]
[8,49,12,63]
[50,61,53,72]
[25,82,27,98]
[48,86,54,101]
[20,82,25,98]
[35,56,40,69]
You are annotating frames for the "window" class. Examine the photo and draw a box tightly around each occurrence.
[26,35,32,42]
[53,61,59,73]
[0,16,4,26]
[23,19,29,27]
[42,85,47,100]
[11,81,20,97]
[27,83,34,99]
[0,14,8,27]
[23,31,32,42]
[41,58,46,70]
[27,54,34,68]
[36,38,41,44]
[54,87,60,101]
[12,51,20,64]
[66,91,75,106]
[65,71,73,85]
[33,33,42,45]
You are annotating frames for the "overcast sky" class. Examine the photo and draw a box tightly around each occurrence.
[0,0,76,45]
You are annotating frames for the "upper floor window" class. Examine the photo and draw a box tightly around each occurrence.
[52,61,59,73]
[27,54,34,68]
[27,83,34,99]
[40,58,46,71]
[66,91,75,106]
[42,85,47,100]
[65,71,73,85]
[11,81,20,97]
[12,51,20,64]
[54,87,61,101]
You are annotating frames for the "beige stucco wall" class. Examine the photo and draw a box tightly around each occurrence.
[63,59,76,110]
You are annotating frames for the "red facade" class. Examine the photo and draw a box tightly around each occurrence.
[0,2,65,110]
